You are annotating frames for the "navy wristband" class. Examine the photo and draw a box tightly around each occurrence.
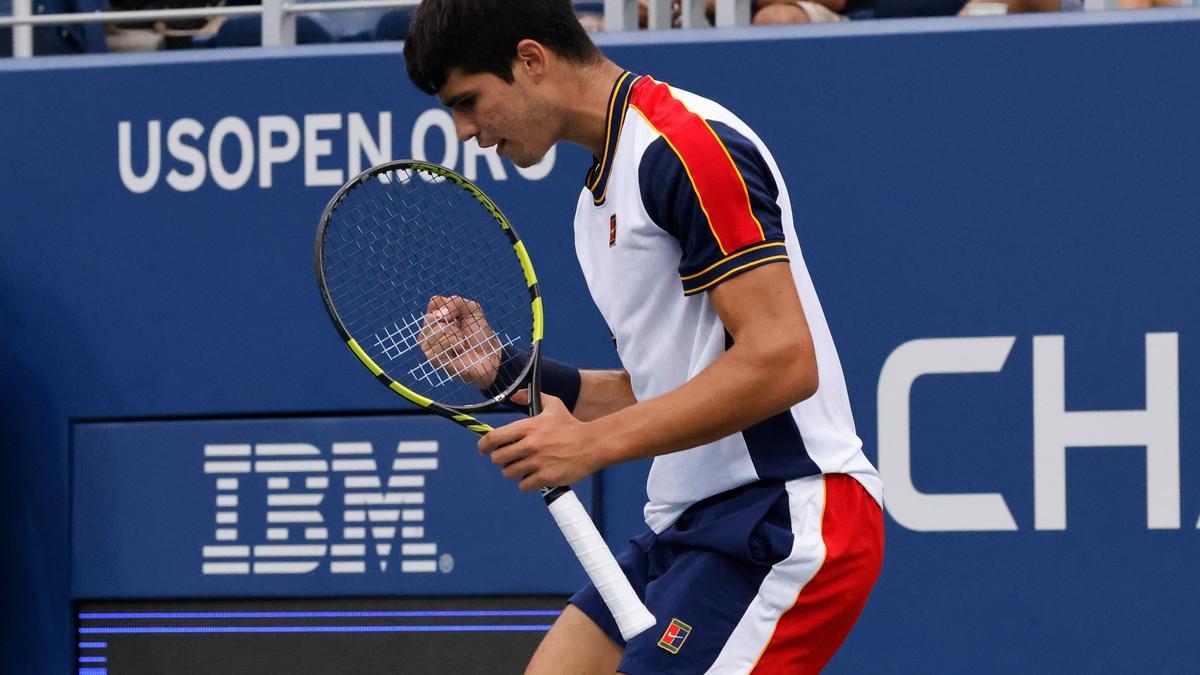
[538,357,582,413]
[481,349,581,413]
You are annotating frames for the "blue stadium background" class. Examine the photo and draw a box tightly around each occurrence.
[2,10,1199,672]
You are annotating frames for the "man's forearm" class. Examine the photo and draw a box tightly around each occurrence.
[587,338,816,468]
[572,369,637,422]
[578,266,818,467]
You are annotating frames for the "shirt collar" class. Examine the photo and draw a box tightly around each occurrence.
[584,70,640,206]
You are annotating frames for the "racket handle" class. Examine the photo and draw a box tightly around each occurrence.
[545,489,657,641]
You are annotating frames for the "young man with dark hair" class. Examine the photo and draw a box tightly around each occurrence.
[404,2,884,672]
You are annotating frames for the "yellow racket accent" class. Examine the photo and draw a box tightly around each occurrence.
[387,381,433,408]
[347,339,384,377]
[531,297,544,342]
[451,414,493,433]
[514,241,538,288]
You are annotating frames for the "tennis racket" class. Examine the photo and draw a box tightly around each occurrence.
[315,159,656,641]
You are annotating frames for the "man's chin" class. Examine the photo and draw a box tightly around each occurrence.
[512,155,540,169]
[510,147,551,169]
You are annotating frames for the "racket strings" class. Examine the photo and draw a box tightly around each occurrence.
[320,165,534,407]
[360,175,520,378]
[407,332,521,391]
[370,310,520,390]
[372,313,426,361]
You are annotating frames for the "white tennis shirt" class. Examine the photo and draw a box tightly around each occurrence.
[573,73,882,533]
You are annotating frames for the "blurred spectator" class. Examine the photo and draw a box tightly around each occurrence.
[574,1,604,31]
[105,0,383,51]
[1,0,108,55]
[374,7,413,41]
[956,0,1183,14]
[7,0,1186,58]
[297,0,384,40]
[957,0,1056,13]
[106,0,226,51]
[751,0,857,22]
[577,10,605,31]
[625,0,869,27]
[640,0,680,27]
[870,0,968,15]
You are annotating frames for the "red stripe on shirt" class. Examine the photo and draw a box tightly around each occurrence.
[751,475,885,674]
[630,78,764,255]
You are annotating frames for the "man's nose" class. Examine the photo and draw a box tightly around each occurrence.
[453,111,478,143]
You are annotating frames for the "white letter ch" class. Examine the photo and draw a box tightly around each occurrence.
[878,337,1018,532]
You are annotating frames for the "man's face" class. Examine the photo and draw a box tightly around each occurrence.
[438,66,556,169]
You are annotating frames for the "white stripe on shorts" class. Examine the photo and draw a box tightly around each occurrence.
[703,474,828,674]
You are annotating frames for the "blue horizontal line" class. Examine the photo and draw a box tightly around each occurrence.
[78,669,107,675]
[79,656,108,663]
[79,624,553,634]
[77,641,107,648]
[78,609,561,620]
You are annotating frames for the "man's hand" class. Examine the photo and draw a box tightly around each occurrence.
[418,295,502,389]
[478,392,606,491]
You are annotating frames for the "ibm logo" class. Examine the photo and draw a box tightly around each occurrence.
[201,441,447,575]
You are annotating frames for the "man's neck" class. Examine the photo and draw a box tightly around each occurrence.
[556,60,628,159]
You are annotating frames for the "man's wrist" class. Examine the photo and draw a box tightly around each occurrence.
[585,414,634,471]
[481,346,520,399]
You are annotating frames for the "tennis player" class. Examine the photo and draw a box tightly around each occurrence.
[404,2,884,672]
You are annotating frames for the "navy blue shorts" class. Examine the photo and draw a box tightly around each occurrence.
[569,474,883,674]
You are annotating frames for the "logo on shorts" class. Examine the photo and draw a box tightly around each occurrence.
[657,618,692,654]
[609,214,617,247]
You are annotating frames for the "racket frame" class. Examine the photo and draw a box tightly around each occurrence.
[315,159,656,641]
[315,159,542,436]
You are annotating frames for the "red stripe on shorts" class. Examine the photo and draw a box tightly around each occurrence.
[751,474,885,674]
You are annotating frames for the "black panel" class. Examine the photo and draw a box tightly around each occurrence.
[76,595,567,674]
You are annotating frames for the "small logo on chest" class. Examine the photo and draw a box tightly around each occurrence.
[609,214,617,248]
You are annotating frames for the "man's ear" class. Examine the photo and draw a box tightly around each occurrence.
[514,39,550,79]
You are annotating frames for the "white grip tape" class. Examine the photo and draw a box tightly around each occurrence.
[547,490,657,641]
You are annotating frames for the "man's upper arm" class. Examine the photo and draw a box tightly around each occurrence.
[709,262,813,356]
[636,111,816,388]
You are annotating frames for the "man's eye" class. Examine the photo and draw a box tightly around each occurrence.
[458,97,476,111]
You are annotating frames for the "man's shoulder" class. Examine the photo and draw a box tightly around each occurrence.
[627,81,767,187]
[630,77,749,133]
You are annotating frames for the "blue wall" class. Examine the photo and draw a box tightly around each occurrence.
[2,10,1199,672]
